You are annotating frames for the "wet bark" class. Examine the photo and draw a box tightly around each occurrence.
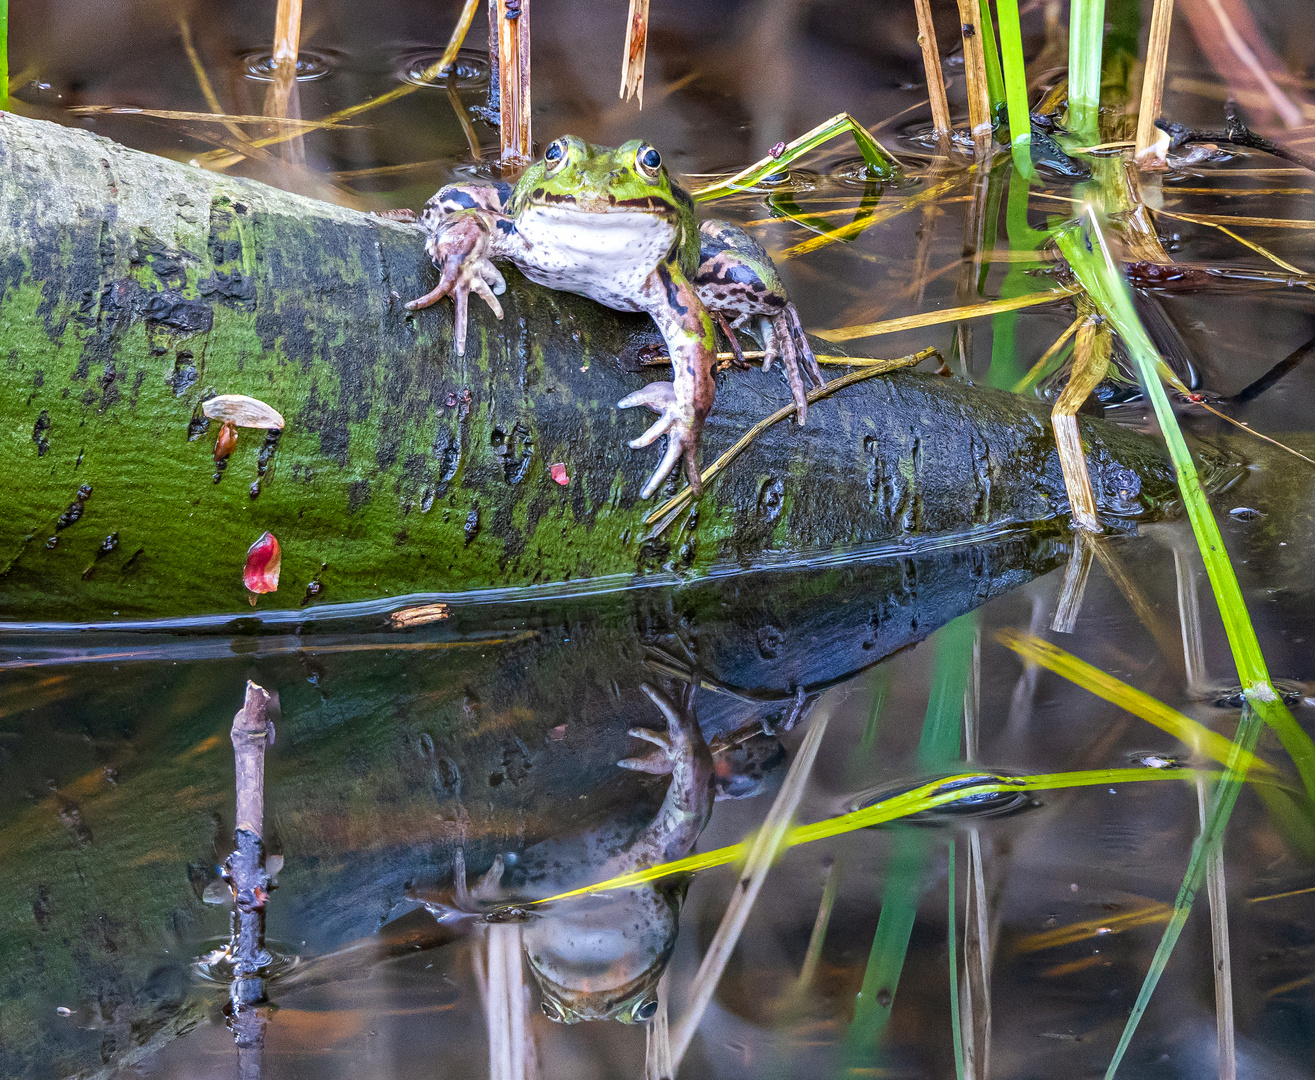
[0,111,1197,625]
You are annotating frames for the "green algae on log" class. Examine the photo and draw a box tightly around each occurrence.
[0,111,1184,623]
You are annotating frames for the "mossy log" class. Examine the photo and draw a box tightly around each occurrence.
[0,112,1184,624]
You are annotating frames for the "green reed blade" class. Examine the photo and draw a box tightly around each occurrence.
[1054,210,1315,803]
[976,0,1007,120]
[994,0,1034,177]
[1066,0,1106,140]
[1103,704,1263,1079]
[693,111,899,200]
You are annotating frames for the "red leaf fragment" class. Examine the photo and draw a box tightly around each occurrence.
[551,462,570,486]
[243,532,282,595]
[549,724,567,741]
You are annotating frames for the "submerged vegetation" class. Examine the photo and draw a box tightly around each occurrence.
[2,0,1315,1078]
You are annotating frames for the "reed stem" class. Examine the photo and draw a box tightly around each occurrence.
[1134,0,1174,165]
[956,0,995,157]
[994,0,1035,176]
[913,0,953,146]
[1066,0,1107,140]
[496,0,532,166]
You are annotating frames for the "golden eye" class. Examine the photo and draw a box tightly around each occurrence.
[544,139,568,173]
[635,144,661,177]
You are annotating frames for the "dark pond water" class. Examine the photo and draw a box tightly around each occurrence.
[4,1,1315,1077]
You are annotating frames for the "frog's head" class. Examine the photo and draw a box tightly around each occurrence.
[521,890,677,1024]
[511,136,701,277]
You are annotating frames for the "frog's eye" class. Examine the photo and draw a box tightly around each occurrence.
[544,140,568,173]
[635,999,659,1021]
[636,145,662,177]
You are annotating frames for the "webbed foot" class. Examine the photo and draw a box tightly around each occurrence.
[760,304,825,424]
[618,683,697,775]
[618,382,703,499]
[405,214,507,357]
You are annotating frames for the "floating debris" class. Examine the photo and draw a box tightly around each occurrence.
[389,602,451,628]
[550,462,570,486]
[203,394,285,430]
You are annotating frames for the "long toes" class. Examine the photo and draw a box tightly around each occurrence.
[405,280,451,311]
[639,684,684,728]
[618,381,678,412]
[629,412,677,449]
[618,755,675,775]
[683,441,703,497]
[470,276,504,319]
[639,436,685,499]
[626,725,671,747]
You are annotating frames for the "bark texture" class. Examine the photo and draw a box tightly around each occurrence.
[0,112,1190,623]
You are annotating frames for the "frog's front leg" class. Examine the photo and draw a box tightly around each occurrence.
[405,183,524,356]
[696,220,824,423]
[619,264,717,499]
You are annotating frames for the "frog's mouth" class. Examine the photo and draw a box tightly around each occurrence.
[528,958,668,1024]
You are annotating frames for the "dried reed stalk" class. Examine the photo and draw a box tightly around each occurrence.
[913,0,952,147]
[1051,531,1094,633]
[955,0,994,158]
[497,0,532,166]
[1050,314,1110,533]
[265,0,305,163]
[620,0,651,107]
[1197,777,1237,1080]
[818,287,1078,343]
[643,972,672,1080]
[1200,0,1302,128]
[1135,0,1175,166]
[668,699,829,1069]
[484,923,533,1080]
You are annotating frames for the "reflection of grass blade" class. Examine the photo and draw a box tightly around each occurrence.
[1103,704,1263,1079]
[842,614,974,1071]
[692,112,899,201]
[1055,211,1315,802]
[995,629,1279,776]
[531,767,1204,903]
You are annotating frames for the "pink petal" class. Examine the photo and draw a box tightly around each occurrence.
[550,462,570,486]
[243,532,282,594]
[549,724,567,741]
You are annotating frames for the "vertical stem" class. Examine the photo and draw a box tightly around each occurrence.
[913,0,953,146]
[948,840,965,1080]
[1134,0,1174,165]
[265,0,305,162]
[975,0,1007,118]
[994,0,1035,177]
[1066,0,1107,140]
[498,0,532,167]
[487,0,501,113]
[1196,779,1237,1080]
[956,0,995,158]
[0,0,9,112]
[1051,314,1110,533]
[227,681,274,1077]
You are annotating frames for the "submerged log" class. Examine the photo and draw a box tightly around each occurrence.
[0,112,1193,623]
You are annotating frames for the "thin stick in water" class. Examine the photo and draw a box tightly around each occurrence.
[1050,315,1110,532]
[955,0,995,158]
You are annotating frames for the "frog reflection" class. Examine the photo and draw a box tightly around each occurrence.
[425,681,715,1023]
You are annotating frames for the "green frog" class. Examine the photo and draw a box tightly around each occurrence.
[404,136,823,499]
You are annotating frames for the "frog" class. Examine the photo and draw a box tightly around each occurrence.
[420,680,714,1023]
[403,136,824,499]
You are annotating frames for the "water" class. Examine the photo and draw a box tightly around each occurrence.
[4,1,1315,1077]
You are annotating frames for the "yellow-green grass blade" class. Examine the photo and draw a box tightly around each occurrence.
[1054,210,1315,802]
[994,0,1035,177]
[531,767,1206,905]
[995,629,1279,777]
